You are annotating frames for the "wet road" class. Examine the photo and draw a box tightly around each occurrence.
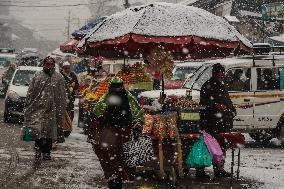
[0,99,282,188]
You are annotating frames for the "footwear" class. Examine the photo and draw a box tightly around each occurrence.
[214,170,232,178]
[196,169,210,180]
[35,149,41,160]
[107,177,123,189]
[52,143,58,151]
[42,153,52,160]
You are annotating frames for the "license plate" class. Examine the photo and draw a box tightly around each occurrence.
[180,112,200,121]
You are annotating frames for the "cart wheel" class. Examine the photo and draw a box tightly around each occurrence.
[166,167,178,189]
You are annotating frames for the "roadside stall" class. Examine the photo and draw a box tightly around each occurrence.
[79,62,153,133]
[141,94,245,187]
[76,2,251,188]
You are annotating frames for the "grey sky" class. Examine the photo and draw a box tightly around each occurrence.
[8,0,183,42]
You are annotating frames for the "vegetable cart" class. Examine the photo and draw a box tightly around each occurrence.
[141,97,245,188]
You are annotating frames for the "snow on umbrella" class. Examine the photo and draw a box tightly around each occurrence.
[77,2,252,59]
[71,16,107,39]
[60,38,79,53]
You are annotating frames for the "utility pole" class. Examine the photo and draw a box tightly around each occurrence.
[77,18,80,29]
[66,11,71,40]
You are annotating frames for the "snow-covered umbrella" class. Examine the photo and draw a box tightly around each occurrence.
[71,16,107,39]
[60,38,80,53]
[77,2,252,59]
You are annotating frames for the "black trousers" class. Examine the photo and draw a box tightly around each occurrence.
[35,138,52,153]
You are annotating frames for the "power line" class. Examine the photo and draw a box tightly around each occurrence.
[0,2,96,7]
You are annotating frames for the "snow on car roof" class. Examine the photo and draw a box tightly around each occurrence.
[17,66,43,71]
[199,54,284,68]
[0,53,17,58]
[174,61,205,67]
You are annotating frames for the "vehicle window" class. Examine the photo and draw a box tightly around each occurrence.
[183,64,209,89]
[256,68,280,90]
[0,57,15,67]
[172,67,198,80]
[12,70,37,86]
[192,66,212,90]
[113,64,123,74]
[102,64,110,73]
[224,68,251,91]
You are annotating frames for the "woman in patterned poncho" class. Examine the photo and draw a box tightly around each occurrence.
[88,77,144,189]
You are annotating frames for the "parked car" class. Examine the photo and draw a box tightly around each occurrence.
[140,54,284,142]
[4,66,42,123]
[17,53,40,67]
[253,43,271,55]
[0,48,17,98]
[164,61,204,89]
[3,64,60,123]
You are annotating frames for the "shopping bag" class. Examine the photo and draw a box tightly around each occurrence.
[202,130,224,164]
[186,134,212,168]
[123,134,154,167]
[62,112,72,131]
[99,127,119,148]
[23,127,31,142]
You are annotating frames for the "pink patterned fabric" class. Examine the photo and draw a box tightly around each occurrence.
[203,130,224,164]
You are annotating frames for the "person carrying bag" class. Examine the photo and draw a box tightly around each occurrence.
[87,77,144,189]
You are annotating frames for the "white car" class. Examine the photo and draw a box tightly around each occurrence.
[140,54,284,142]
[3,65,59,123]
[165,61,205,89]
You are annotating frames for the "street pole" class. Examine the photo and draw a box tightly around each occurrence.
[263,19,265,43]
[67,11,71,40]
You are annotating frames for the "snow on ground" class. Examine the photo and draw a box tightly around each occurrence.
[0,100,283,188]
[225,134,284,189]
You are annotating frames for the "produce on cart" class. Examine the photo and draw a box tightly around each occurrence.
[79,62,153,135]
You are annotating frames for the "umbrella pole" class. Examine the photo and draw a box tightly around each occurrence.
[161,73,165,108]
[123,56,126,73]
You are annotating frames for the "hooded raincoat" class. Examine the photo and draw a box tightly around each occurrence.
[24,71,67,140]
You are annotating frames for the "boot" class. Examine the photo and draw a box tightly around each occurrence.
[214,169,232,178]
[35,147,41,160]
[43,153,52,161]
[107,177,123,189]
[195,168,210,180]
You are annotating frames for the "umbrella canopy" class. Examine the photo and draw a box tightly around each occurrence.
[78,2,252,59]
[71,16,107,39]
[60,38,79,53]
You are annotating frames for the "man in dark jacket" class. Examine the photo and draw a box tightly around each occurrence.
[199,63,236,179]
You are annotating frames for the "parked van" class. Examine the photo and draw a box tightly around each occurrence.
[140,54,284,142]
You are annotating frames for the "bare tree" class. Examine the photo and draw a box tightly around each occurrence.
[87,0,122,19]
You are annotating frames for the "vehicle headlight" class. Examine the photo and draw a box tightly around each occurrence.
[7,90,20,101]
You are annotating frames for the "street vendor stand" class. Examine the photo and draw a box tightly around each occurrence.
[141,96,245,188]
[78,62,153,134]
[75,2,251,188]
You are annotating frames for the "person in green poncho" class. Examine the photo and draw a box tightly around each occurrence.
[87,77,144,189]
